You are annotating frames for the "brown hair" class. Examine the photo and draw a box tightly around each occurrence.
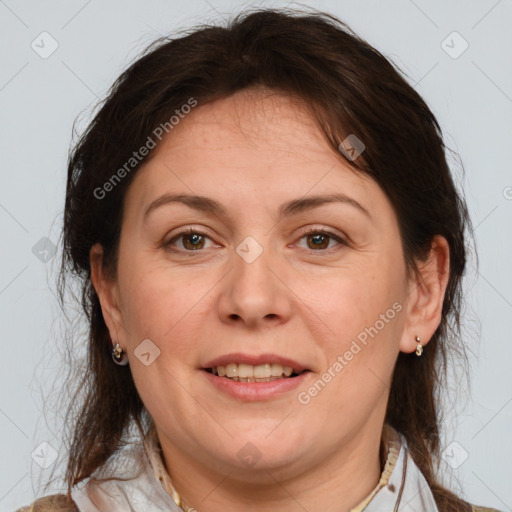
[54,7,476,511]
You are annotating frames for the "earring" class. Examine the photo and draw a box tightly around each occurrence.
[415,336,423,356]
[112,341,129,366]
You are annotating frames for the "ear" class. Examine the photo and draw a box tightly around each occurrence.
[90,243,127,350]
[399,235,450,354]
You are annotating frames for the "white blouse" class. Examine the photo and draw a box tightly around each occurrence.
[69,422,440,512]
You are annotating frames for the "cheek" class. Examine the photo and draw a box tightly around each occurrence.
[299,260,404,396]
[305,275,401,422]
[298,264,395,340]
[118,259,216,362]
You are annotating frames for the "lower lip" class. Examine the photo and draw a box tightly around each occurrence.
[201,369,312,401]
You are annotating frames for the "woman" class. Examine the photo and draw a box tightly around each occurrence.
[17,7,501,512]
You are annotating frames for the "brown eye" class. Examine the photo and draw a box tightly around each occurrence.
[306,232,330,250]
[181,232,205,250]
[165,228,213,253]
[297,228,347,254]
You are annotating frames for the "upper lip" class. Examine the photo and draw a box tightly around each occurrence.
[202,353,310,373]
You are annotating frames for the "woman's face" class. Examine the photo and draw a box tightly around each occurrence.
[93,89,429,483]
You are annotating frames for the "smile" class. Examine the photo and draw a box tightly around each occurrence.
[201,366,312,400]
[204,362,306,382]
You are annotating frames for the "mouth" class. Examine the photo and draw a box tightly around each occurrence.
[202,364,309,383]
[200,354,312,400]
[201,362,312,401]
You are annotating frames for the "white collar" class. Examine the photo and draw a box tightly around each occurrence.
[70,425,439,512]
[360,430,440,512]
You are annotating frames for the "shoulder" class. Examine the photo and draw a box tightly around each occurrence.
[15,493,78,512]
[472,505,503,512]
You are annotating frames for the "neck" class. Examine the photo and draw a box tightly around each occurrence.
[156,420,386,512]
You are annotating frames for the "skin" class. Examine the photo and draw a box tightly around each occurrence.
[90,87,450,512]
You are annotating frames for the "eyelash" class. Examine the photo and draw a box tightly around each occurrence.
[164,227,347,256]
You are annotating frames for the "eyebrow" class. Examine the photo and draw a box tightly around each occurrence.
[143,192,371,222]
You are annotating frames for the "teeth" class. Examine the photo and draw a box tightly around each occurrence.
[225,363,238,377]
[238,363,254,378]
[211,363,297,379]
[255,363,271,378]
[220,376,286,382]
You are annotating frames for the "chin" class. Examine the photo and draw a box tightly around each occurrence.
[215,435,307,473]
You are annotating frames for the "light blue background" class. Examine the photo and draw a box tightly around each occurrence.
[1,1,511,510]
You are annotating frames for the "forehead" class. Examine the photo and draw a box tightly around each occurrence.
[157,88,338,161]
[122,89,380,224]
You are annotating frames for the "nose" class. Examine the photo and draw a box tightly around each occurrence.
[216,238,293,329]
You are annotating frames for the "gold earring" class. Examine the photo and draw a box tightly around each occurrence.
[415,336,423,356]
[112,341,129,366]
